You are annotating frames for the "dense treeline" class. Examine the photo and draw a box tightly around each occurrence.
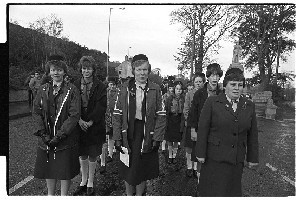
[9,22,118,90]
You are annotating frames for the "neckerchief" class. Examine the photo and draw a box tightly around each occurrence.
[171,94,183,115]
[52,82,62,96]
[81,77,93,108]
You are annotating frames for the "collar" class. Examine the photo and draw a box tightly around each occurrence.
[225,94,240,103]
[135,81,147,90]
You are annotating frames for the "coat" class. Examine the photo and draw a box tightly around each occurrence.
[112,78,166,153]
[188,82,222,129]
[195,92,259,165]
[32,81,81,152]
[74,77,107,146]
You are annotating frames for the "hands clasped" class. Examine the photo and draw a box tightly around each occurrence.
[79,118,93,132]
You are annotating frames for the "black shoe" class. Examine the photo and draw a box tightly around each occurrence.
[86,187,95,196]
[106,156,113,163]
[186,169,193,177]
[167,158,172,164]
[193,170,198,178]
[73,185,87,196]
[99,165,106,174]
[172,158,177,164]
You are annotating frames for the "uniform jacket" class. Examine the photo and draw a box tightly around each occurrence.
[188,82,222,129]
[195,93,259,165]
[112,78,166,153]
[74,77,107,146]
[32,81,81,151]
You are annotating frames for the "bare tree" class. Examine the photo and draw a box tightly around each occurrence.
[171,5,241,78]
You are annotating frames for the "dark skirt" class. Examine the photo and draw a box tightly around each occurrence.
[197,158,244,197]
[184,126,193,148]
[165,114,182,142]
[79,144,102,157]
[34,146,80,180]
[118,120,159,186]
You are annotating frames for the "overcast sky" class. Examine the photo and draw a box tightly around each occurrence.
[5,2,296,78]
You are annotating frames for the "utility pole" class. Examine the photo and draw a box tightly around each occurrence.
[275,37,282,86]
[190,11,196,80]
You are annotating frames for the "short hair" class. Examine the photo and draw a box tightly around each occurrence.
[223,68,245,87]
[206,63,223,78]
[193,72,206,83]
[44,54,68,74]
[79,56,96,75]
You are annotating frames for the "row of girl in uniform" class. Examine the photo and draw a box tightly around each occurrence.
[32,53,258,196]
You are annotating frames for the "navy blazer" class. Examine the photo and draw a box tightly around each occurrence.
[195,93,259,165]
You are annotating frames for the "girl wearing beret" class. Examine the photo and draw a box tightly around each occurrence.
[73,56,107,196]
[32,55,81,195]
[165,81,185,164]
[195,68,259,196]
[112,54,166,195]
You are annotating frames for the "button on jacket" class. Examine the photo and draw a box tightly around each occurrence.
[112,78,166,153]
[195,93,259,165]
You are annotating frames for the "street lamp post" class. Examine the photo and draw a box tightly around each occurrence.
[107,7,125,78]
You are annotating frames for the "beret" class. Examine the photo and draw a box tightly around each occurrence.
[132,54,148,64]
[225,67,243,77]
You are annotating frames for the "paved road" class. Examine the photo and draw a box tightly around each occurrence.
[8,107,295,196]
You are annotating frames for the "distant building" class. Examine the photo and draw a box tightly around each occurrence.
[116,55,134,79]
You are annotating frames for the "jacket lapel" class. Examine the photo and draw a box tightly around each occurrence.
[236,97,248,118]
[217,93,237,118]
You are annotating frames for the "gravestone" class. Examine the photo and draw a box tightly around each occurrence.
[252,91,273,117]
[265,98,277,120]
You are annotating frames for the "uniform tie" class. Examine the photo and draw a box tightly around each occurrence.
[231,99,238,112]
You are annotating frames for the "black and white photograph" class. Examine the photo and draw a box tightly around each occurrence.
[4,0,297,199]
